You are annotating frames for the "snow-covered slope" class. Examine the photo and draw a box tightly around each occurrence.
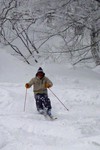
[0,50,100,150]
[0,50,36,83]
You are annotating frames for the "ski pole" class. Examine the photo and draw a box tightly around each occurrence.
[24,88,27,112]
[49,88,69,111]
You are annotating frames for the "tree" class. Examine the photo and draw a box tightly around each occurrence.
[28,0,100,65]
[0,0,38,64]
[0,0,100,66]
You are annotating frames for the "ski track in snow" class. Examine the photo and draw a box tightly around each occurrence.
[0,83,100,150]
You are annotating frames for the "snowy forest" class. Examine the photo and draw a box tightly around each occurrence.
[0,0,100,66]
[0,1,100,150]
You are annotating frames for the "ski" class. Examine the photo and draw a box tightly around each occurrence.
[38,110,57,121]
[44,114,57,120]
[49,116,57,120]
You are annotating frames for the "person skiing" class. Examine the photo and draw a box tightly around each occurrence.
[25,67,53,117]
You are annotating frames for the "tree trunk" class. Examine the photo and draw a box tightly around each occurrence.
[91,25,100,66]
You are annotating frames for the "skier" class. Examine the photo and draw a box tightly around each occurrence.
[25,67,53,117]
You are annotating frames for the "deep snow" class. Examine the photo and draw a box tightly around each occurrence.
[0,50,100,150]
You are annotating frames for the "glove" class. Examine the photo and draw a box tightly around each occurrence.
[45,83,51,88]
[25,83,30,88]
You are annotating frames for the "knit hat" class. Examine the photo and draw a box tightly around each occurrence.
[37,67,44,73]
[36,67,45,76]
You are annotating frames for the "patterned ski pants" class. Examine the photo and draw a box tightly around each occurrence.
[35,93,52,111]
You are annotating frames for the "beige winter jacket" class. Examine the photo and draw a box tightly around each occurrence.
[27,76,53,95]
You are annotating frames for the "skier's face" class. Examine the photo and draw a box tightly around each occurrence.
[37,72,44,79]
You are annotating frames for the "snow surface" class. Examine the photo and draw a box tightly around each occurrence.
[0,50,100,150]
